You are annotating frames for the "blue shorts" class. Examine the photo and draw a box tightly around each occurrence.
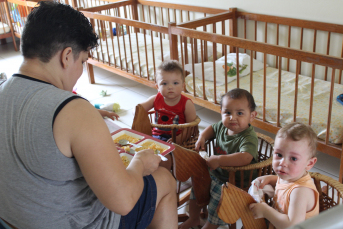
[152,134,171,142]
[119,175,157,229]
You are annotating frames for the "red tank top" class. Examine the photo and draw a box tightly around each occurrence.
[152,92,190,136]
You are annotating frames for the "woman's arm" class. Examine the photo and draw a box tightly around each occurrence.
[53,99,161,215]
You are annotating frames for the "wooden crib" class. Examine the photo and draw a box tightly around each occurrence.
[168,8,343,181]
[79,0,226,86]
[0,0,17,51]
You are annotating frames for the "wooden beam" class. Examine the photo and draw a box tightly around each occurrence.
[170,26,343,70]
[178,11,232,28]
[137,0,227,14]
[237,12,343,34]
[81,11,168,34]
[81,0,132,12]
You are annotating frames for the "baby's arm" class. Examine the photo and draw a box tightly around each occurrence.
[98,109,119,121]
[184,100,197,123]
[206,152,253,170]
[250,186,315,229]
[195,125,215,151]
[138,95,156,113]
[174,100,197,144]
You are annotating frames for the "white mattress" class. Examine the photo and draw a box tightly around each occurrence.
[185,67,343,144]
[0,22,10,35]
[91,32,221,79]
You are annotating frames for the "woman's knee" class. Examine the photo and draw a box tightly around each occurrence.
[153,167,176,192]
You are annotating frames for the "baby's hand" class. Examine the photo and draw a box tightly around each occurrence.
[257,175,276,189]
[206,155,220,170]
[98,109,119,120]
[195,137,205,151]
[249,202,268,219]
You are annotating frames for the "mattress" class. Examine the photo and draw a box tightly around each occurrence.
[91,32,221,79]
[0,22,10,35]
[185,67,343,144]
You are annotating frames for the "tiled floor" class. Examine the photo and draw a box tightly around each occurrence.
[1,38,340,228]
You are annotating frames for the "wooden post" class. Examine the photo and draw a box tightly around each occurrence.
[131,0,140,33]
[86,62,95,84]
[168,22,178,61]
[229,7,237,53]
[3,0,18,51]
[339,145,343,183]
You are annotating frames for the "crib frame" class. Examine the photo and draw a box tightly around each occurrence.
[80,0,227,86]
[170,9,343,182]
[0,0,17,50]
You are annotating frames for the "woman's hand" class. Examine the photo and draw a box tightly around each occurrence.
[133,149,161,176]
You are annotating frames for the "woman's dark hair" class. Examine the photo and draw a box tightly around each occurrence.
[21,1,98,62]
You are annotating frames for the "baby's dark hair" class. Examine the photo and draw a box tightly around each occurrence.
[220,88,256,112]
[277,122,317,158]
[156,60,184,81]
[21,1,98,62]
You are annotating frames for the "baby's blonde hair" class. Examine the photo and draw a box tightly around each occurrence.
[277,122,317,158]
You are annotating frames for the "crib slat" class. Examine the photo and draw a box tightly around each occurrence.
[340,39,343,84]
[143,29,149,80]
[127,25,135,74]
[212,23,217,60]
[276,24,279,69]
[287,26,291,71]
[180,35,185,91]
[141,4,145,23]
[263,54,266,122]
[236,49,240,88]
[250,50,253,94]
[174,9,176,23]
[224,46,228,94]
[183,36,188,64]
[108,23,117,66]
[324,32,331,81]
[116,22,123,70]
[254,21,257,59]
[161,7,165,39]
[293,60,300,122]
[277,57,282,127]
[103,21,111,66]
[264,22,267,44]
[201,40,206,100]
[244,18,247,53]
[309,63,316,125]
[160,33,164,62]
[213,47,217,104]
[135,30,142,77]
[299,28,304,73]
[325,69,336,144]
[97,20,105,63]
[121,24,129,73]
[194,35,198,64]
[151,30,156,77]
[180,10,183,23]
[190,38,196,97]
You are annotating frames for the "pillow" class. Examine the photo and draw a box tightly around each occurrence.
[0,22,10,35]
[184,53,264,86]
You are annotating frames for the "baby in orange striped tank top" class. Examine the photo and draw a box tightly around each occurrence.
[249,122,319,229]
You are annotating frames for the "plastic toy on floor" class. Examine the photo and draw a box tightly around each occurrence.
[337,94,343,105]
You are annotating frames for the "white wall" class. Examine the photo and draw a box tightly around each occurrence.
[148,0,343,25]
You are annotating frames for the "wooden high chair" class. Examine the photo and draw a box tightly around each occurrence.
[217,172,343,229]
[205,133,275,191]
[204,132,274,228]
[131,104,202,221]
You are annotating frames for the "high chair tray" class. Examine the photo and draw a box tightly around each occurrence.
[111,128,175,157]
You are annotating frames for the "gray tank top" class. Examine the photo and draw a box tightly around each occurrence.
[0,74,120,228]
